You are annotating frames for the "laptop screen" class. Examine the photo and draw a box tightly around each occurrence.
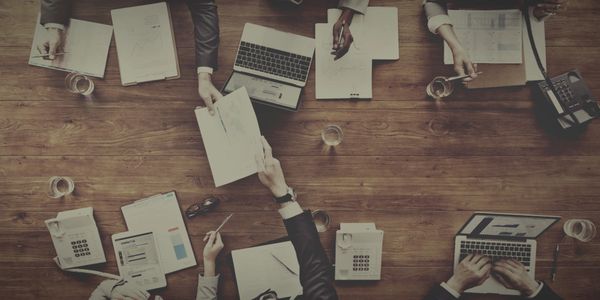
[459,213,560,239]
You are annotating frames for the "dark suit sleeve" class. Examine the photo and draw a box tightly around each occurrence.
[40,0,72,26]
[530,283,562,300]
[423,284,459,300]
[186,0,220,70]
[283,211,338,300]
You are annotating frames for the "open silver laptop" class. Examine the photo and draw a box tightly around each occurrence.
[223,23,315,111]
[454,212,560,295]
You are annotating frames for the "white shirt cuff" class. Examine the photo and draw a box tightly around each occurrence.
[526,282,544,299]
[440,282,461,299]
[197,67,214,75]
[427,15,453,34]
[278,202,303,220]
[44,23,65,31]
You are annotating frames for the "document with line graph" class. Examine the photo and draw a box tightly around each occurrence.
[111,2,180,86]
[315,23,372,99]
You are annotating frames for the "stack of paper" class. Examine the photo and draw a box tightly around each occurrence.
[232,241,302,300]
[121,191,196,274]
[111,2,180,86]
[443,8,547,86]
[29,16,113,78]
[316,7,399,99]
[195,87,264,187]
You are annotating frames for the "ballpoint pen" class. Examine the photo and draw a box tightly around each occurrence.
[214,213,234,234]
[271,252,298,276]
[31,52,69,58]
[337,20,345,48]
[551,243,559,282]
[446,72,483,82]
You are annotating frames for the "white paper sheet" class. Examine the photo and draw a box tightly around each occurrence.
[29,16,113,78]
[111,2,179,85]
[232,241,302,300]
[444,9,523,64]
[121,192,196,274]
[327,7,399,60]
[195,87,263,187]
[315,23,372,99]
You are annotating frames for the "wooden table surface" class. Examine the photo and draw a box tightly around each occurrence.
[1,0,599,299]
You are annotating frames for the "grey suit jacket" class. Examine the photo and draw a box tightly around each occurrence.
[40,0,220,69]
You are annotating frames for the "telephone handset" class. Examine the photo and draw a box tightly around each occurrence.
[334,223,384,281]
[45,207,106,269]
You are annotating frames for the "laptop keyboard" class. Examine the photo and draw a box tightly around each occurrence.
[235,41,311,82]
[460,240,532,267]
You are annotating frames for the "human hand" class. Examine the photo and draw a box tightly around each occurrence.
[110,280,150,300]
[492,259,540,296]
[446,254,492,293]
[198,73,223,116]
[331,8,355,60]
[255,136,288,198]
[36,27,64,60]
[451,48,478,83]
[202,231,224,277]
[534,0,568,19]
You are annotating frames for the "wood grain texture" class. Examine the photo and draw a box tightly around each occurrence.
[1,0,600,299]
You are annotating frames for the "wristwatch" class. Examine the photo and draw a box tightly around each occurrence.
[274,186,296,204]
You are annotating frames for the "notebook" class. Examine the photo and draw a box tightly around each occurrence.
[29,15,113,78]
[315,23,372,99]
[327,7,399,60]
[121,191,196,274]
[111,2,180,86]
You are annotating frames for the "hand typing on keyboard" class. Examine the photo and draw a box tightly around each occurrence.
[198,72,223,116]
[446,253,492,293]
[493,259,541,297]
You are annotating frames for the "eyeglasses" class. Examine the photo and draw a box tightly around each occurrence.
[253,289,278,300]
[185,197,220,219]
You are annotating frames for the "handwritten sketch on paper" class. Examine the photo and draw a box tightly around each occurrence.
[315,23,372,99]
[444,9,523,64]
[111,2,179,85]
[195,87,263,187]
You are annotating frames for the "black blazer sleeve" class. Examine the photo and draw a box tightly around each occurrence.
[283,211,338,300]
[40,0,72,26]
[186,0,220,70]
[531,283,562,300]
[423,284,459,300]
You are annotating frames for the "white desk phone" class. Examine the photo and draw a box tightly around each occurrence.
[335,223,384,281]
[45,207,106,269]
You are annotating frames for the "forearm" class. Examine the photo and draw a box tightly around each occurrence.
[186,0,220,70]
[437,24,464,52]
[283,211,338,300]
[338,0,369,15]
[89,280,119,300]
[40,0,71,26]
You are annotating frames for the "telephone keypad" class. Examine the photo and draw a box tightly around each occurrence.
[71,239,91,257]
[352,254,370,272]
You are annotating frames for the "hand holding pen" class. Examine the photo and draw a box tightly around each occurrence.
[331,8,355,60]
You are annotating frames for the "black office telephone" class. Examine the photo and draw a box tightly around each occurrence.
[537,70,599,129]
[523,2,600,130]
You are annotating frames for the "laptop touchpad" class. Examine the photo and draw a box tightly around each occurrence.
[224,72,301,110]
